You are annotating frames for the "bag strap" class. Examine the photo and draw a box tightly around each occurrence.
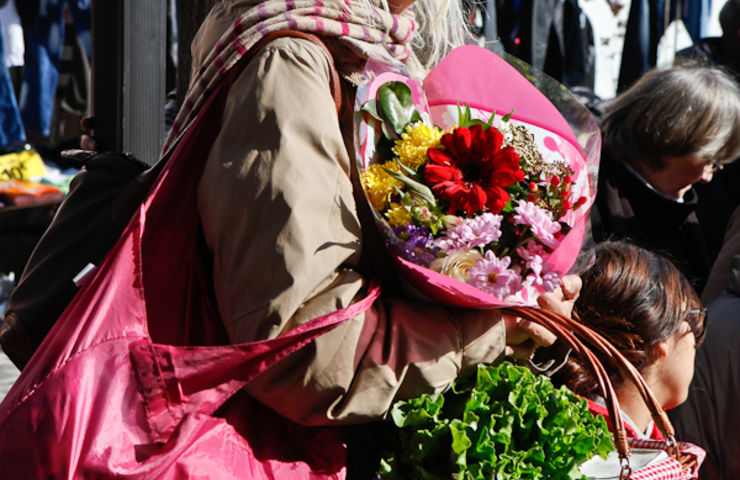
[146,29,342,190]
[503,306,683,479]
[127,30,351,442]
[130,283,380,443]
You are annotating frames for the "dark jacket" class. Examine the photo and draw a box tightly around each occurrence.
[493,0,595,89]
[590,154,711,294]
[16,0,40,31]
[668,256,740,480]
[676,37,740,82]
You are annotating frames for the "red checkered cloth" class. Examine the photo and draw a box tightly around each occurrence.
[628,439,706,480]
[586,398,706,479]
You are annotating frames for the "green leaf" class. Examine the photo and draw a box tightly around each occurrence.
[450,420,472,467]
[455,101,497,129]
[502,108,515,123]
[361,99,382,121]
[396,158,424,180]
[376,135,396,161]
[378,81,422,136]
[384,168,437,206]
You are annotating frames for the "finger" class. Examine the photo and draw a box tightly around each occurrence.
[502,314,533,345]
[503,315,557,347]
[560,274,582,301]
[80,116,95,131]
[516,318,557,347]
[505,340,537,362]
[80,134,97,152]
[538,287,577,318]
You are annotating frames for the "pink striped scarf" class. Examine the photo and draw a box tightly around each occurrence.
[162,0,417,155]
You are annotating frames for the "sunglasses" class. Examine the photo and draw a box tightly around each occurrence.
[684,307,707,344]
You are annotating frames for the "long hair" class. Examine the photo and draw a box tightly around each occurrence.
[358,0,473,69]
[551,241,705,397]
[601,64,740,170]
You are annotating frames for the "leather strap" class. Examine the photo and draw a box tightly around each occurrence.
[503,305,686,476]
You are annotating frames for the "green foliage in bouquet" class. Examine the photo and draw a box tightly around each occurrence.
[379,362,614,480]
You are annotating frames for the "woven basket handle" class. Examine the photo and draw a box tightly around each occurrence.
[502,306,680,477]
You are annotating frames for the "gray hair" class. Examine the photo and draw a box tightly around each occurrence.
[408,0,473,68]
[601,64,740,170]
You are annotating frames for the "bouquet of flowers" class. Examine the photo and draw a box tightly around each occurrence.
[355,46,600,307]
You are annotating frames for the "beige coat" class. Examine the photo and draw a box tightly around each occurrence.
[193,6,507,426]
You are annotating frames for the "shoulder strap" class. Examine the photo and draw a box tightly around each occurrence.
[0,31,342,370]
[152,30,340,179]
[120,30,341,206]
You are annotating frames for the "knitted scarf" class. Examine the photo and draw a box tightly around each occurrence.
[163,0,418,155]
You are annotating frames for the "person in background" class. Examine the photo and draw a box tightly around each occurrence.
[675,0,740,81]
[674,0,740,269]
[0,0,23,91]
[701,205,740,304]
[18,0,90,144]
[590,64,740,295]
[0,0,24,151]
[668,206,740,480]
[552,240,705,440]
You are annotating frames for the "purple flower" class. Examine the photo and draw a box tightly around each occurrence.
[513,201,562,249]
[393,224,438,266]
[467,251,523,299]
[434,213,503,254]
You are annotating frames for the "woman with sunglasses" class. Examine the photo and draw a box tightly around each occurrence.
[551,241,705,440]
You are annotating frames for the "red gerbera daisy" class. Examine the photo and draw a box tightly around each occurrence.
[423,123,524,215]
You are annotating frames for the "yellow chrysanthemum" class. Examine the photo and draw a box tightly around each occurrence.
[361,160,403,211]
[392,122,443,170]
[385,203,412,227]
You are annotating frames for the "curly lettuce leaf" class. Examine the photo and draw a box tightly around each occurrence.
[380,362,614,480]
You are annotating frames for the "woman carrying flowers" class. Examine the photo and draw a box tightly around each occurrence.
[180,0,577,430]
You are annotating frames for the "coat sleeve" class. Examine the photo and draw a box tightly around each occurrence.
[197,37,507,426]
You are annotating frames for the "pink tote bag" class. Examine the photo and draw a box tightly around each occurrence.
[0,48,379,479]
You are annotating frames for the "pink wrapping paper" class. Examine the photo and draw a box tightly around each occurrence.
[355,46,601,308]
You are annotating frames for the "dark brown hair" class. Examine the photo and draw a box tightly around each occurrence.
[552,241,705,397]
[601,64,740,170]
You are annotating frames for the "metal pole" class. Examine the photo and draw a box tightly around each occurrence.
[91,0,166,165]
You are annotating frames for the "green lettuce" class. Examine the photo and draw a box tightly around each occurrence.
[379,362,614,480]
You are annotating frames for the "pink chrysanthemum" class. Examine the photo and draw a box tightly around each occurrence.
[434,213,503,254]
[513,201,562,249]
[516,240,547,260]
[467,251,523,299]
[519,250,561,293]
